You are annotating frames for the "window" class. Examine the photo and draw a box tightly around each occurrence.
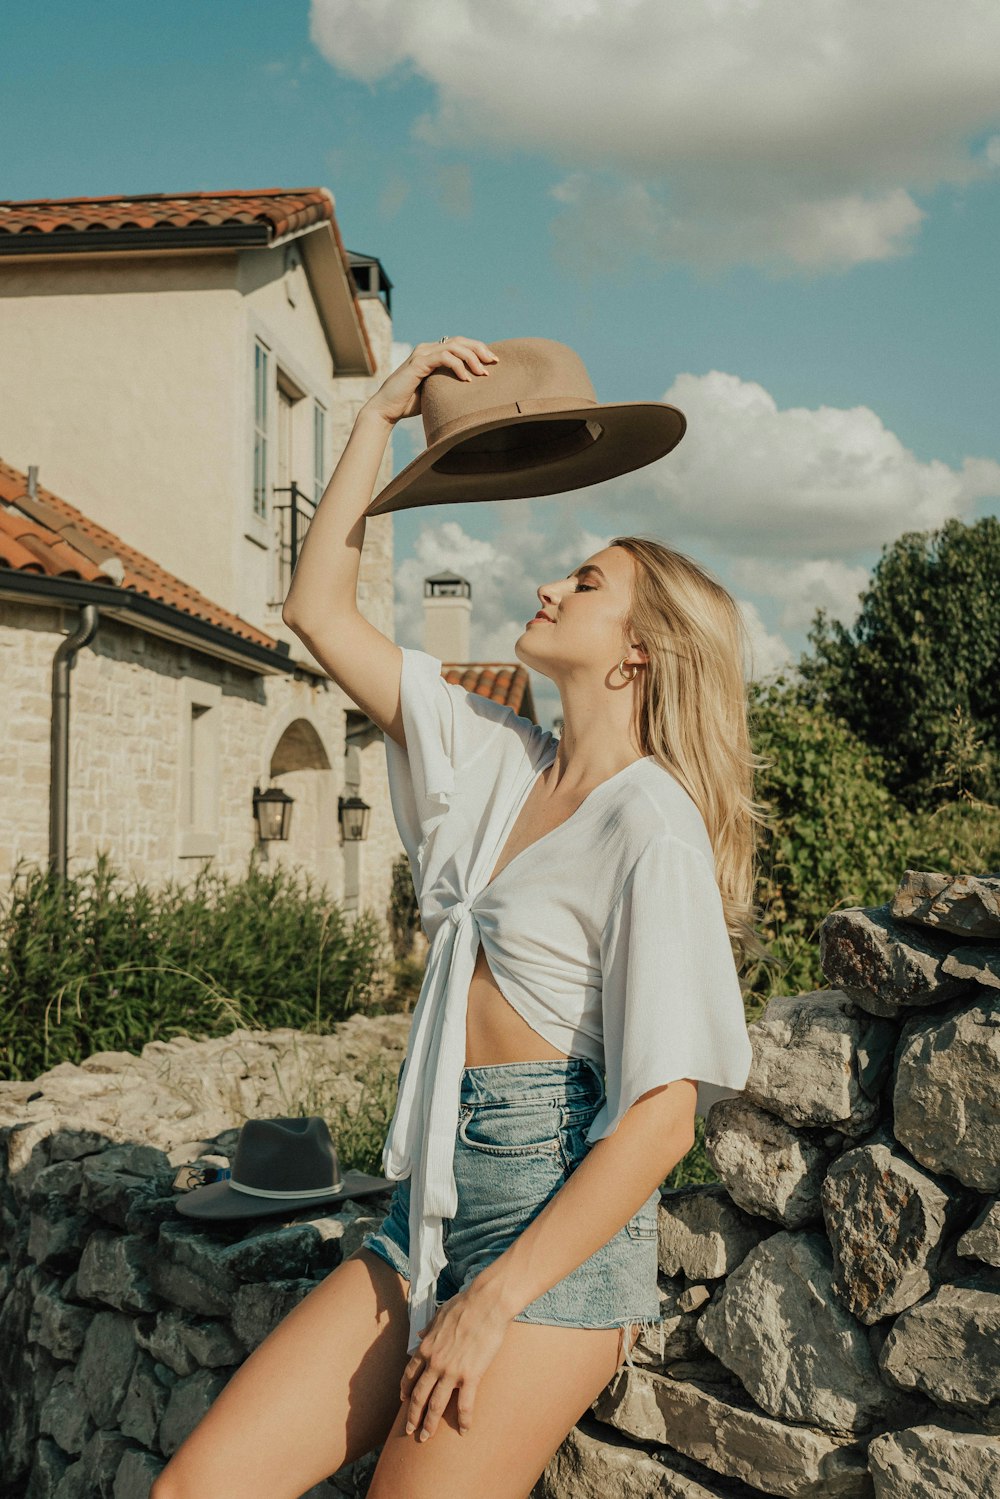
[253,339,269,520]
[185,703,213,828]
[177,679,221,859]
[313,401,327,504]
[276,384,294,495]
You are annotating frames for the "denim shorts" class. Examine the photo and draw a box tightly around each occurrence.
[359,1056,663,1370]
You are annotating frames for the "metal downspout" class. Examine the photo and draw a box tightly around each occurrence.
[49,604,100,879]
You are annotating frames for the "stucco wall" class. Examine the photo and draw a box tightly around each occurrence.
[0,254,245,613]
[0,250,397,650]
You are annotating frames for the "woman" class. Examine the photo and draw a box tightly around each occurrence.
[153,336,766,1499]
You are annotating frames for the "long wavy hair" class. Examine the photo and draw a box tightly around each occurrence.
[611,535,774,976]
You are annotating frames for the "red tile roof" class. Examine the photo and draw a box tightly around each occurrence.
[442,662,536,719]
[0,459,278,652]
[0,462,537,714]
[0,188,334,242]
[0,187,377,377]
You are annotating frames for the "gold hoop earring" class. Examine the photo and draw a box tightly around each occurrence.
[617,657,639,681]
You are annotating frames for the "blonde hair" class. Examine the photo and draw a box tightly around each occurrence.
[611,535,774,975]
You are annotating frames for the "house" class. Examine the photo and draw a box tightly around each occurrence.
[0,188,541,926]
[0,187,399,911]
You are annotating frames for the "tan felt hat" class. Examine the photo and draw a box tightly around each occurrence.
[365,336,686,516]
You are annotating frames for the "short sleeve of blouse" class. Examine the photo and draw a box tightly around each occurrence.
[384,645,552,869]
[586,833,754,1144]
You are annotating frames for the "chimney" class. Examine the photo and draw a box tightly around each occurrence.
[423,571,471,664]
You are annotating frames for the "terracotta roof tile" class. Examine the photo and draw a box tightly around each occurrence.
[442,661,534,718]
[0,459,279,652]
[0,188,335,242]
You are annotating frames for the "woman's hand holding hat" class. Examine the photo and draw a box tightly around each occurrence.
[362,337,499,427]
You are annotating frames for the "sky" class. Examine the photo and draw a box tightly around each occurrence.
[4,0,999,730]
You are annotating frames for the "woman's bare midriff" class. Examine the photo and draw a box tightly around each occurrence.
[464,761,592,1067]
[464,940,569,1066]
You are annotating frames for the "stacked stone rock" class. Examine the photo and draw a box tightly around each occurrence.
[0,1017,410,1499]
[539,870,999,1499]
[0,1124,399,1498]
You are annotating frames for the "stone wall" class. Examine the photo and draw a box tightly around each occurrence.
[558,869,1000,1498]
[0,1016,411,1498]
[1,872,998,1497]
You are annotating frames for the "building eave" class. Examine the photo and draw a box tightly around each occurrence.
[0,219,376,378]
[0,569,299,677]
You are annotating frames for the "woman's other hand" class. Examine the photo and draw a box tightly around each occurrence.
[362,337,499,426]
[399,1281,511,1442]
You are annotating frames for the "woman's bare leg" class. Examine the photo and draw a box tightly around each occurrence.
[366,1317,635,1499]
[151,1246,412,1499]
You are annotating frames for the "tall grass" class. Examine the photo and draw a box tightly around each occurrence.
[0,851,392,1083]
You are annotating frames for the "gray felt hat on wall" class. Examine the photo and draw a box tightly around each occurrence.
[175,1116,392,1220]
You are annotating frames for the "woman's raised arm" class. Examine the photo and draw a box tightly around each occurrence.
[281,337,498,748]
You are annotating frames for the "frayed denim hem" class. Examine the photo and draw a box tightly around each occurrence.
[512,1309,664,1370]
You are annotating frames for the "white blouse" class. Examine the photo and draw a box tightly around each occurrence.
[380,646,754,1354]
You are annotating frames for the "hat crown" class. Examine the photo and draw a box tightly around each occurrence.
[421,337,598,449]
[231,1116,342,1194]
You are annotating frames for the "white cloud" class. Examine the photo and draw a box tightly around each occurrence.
[629,369,1000,555]
[309,0,1000,271]
[732,597,795,683]
[726,556,871,634]
[550,173,926,276]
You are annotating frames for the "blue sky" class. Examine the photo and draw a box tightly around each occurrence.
[4,1,999,728]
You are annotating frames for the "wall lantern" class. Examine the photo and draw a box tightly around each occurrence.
[252,782,294,841]
[338,792,371,842]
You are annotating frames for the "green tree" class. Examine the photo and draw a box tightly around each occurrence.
[797,516,1000,811]
[745,672,914,1004]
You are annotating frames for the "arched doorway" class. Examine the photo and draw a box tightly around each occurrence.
[264,717,336,893]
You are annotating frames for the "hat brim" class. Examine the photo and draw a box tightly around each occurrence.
[365,401,686,516]
[174,1168,392,1220]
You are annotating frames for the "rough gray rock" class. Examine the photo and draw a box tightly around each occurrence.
[893,989,1000,1191]
[956,1195,1000,1267]
[741,990,893,1134]
[532,1410,760,1496]
[819,907,972,1018]
[112,1448,165,1499]
[133,1307,243,1375]
[75,1228,157,1313]
[0,1014,411,1159]
[158,1365,230,1456]
[705,1096,841,1228]
[878,1283,1000,1419]
[697,1231,919,1432]
[867,1421,1000,1496]
[941,942,1000,990]
[28,1278,92,1360]
[822,1138,957,1321]
[890,871,1000,940]
[592,1364,874,1497]
[656,1185,773,1280]
[75,1308,139,1429]
[230,1276,318,1352]
[117,1348,172,1451]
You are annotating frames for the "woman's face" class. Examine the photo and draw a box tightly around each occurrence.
[517,545,640,674]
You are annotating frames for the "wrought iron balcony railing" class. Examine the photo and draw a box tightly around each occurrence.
[270,481,317,609]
